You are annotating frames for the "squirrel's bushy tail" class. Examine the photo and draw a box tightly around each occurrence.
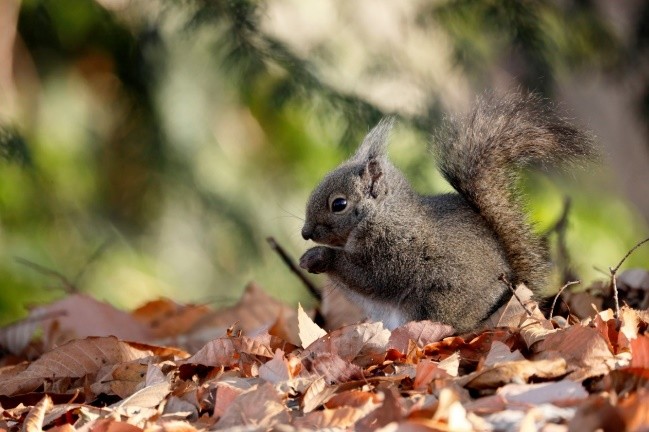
[434,92,595,291]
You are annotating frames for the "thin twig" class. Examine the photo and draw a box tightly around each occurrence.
[549,280,580,318]
[499,274,532,317]
[72,237,114,286]
[609,236,649,321]
[267,237,321,301]
[14,257,76,293]
[592,266,611,278]
[609,269,621,321]
[611,236,649,273]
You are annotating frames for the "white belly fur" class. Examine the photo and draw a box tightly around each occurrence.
[340,289,407,330]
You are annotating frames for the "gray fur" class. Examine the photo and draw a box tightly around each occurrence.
[299,92,595,333]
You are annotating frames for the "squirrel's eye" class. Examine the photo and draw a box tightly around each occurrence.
[331,197,348,213]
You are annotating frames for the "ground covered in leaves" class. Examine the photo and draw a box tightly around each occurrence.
[1,270,649,431]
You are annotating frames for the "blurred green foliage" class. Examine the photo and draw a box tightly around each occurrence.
[1,0,648,324]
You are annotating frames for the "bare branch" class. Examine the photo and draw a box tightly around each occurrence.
[267,237,321,301]
[549,280,580,318]
[609,236,649,321]
[72,238,114,286]
[611,236,649,274]
[499,273,532,317]
[14,257,76,293]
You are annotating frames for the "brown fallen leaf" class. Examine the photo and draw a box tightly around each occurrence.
[518,316,557,349]
[214,382,289,429]
[388,320,455,353]
[22,395,52,432]
[534,324,616,379]
[181,333,288,367]
[496,380,588,406]
[212,380,252,419]
[200,282,296,334]
[483,285,538,329]
[305,352,364,384]
[324,389,380,409]
[293,403,378,430]
[413,359,452,390]
[438,352,460,377]
[617,388,649,431]
[460,358,569,390]
[258,349,301,384]
[591,308,640,356]
[144,420,200,432]
[301,376,334,413]
[619,307,641,342]
[41,403,87,429]
[47,425,76,432]
[302,322,390,367]
[426,387,475,431]
[567,395,624,432]
[483,341,525,367]
[424,330,518,368]
[131,298,213,339]
[268,307,301,347]
[0,336,158,396]
[355,388,406,430]
[297,303,327,349]
[0,311,63,356]
[115,380,171,410]
[32,294,151,347]
[564,290,603,320]
[100,361,149,399]
[630,335,649,369]
[86,418,144,432]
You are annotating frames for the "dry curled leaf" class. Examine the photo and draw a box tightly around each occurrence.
[534,324,616,379]
[201,282,296,334]
[22,395,52,432]
[182,333,284,367]
[0,336,157,396]
[305,352,364,384]
[33,294,151,345]
[496,380,588,406]
[483,285,539,329]
[483,341,525,367]
[258,349,301,383]
[414,359,451,390]
[293,404,378,430]
[388,320,455,353]
[297,303,327,349]
[303,322,390,367]
[461,358,569,390]
[215,383,289,429]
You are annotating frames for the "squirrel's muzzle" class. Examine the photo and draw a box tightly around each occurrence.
[301,225,313,241]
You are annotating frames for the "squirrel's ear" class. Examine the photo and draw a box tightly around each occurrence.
[352,117,394,163]
[354,117,394,198]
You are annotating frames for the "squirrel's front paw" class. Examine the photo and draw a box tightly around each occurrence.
[299,246,334,274]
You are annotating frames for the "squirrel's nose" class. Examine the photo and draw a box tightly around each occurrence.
[301,226,313,240]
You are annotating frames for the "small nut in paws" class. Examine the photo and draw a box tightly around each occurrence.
[299,246,333,274]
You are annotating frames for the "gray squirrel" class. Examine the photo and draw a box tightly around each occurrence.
[298,92,595,333]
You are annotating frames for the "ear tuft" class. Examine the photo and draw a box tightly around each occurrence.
[352,117,395,162]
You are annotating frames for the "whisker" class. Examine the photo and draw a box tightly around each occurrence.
[277,205,305,222]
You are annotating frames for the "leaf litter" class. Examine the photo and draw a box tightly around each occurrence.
[1,277,649,431]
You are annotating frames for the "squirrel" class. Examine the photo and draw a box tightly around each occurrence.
[298,92,595,333]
